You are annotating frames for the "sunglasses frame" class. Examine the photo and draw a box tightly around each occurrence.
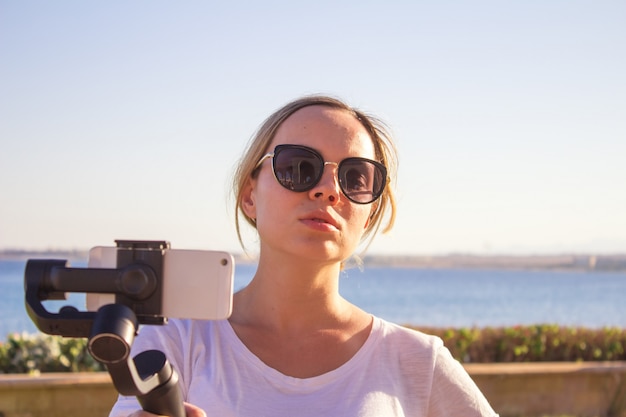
[255,144,387,204]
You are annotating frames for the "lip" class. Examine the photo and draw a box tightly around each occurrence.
[299,210,340,231]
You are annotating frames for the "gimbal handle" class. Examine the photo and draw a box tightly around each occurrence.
[88,304,185,417]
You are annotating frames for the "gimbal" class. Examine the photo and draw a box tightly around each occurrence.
[24,240,186,417]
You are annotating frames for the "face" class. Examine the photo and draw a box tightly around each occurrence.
[242,105,378,263]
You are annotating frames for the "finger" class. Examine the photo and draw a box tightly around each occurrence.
[127,411,165,417]
[184,402,207,417]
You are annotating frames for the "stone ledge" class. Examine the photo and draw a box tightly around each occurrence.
[467,361,626,417]
[0,372,117,417]
[1,363,625,417]
[465,360,626,375]
[0,372,112,388]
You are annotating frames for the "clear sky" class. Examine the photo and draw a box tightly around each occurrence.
[1,1,625,255]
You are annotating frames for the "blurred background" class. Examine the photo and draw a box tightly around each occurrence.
[1,1,625,256]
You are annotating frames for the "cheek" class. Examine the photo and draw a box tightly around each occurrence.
[254,176,292,220]
[346,205,373,233]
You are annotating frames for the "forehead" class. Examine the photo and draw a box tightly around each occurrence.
[271,105,376,156]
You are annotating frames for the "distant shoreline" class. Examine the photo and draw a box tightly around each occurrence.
[2,249,625,272]
[361,253,626,272]
[0,249,90,262]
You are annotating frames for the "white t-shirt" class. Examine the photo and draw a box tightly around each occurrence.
[109,317,497,417]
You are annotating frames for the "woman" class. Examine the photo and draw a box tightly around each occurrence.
[111,95,498,416]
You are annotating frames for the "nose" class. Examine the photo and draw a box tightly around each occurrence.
[309,162,341,203]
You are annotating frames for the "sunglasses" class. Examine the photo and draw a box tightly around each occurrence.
[254,144,387,204]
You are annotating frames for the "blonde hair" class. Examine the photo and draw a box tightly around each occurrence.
[233,95,398,251]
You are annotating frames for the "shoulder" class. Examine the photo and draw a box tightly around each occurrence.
[373,316,444,351]
[370,319,498,415]
[366,316,446,372]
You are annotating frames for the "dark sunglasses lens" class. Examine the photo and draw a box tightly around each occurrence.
[339,159,386,204]
[273,147,322,191]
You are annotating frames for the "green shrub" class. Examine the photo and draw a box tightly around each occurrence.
[0,332,103,374]
[2,325,625,373]
[409,324,626,363]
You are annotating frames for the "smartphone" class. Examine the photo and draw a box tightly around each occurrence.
[87,246,234,320]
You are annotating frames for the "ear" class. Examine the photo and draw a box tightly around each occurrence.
[241,178,257,221]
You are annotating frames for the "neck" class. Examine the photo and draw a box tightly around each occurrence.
[231,255,349,332]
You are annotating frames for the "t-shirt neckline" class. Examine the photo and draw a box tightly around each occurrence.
[218,315,382,388]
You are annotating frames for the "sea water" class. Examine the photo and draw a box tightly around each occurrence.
[2,259,625,338]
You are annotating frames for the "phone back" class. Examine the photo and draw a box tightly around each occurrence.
[87,246,234,320]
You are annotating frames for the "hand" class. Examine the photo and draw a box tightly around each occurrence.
[128,402,206,417]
